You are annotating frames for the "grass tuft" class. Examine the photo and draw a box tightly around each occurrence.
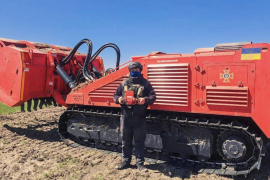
[58,157,77,168]
[0,99,54,115]
[44,173,51,178]
[0,103,20,114]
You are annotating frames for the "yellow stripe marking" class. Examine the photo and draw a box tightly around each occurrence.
[241,53,261,60]
[20,52,25,100]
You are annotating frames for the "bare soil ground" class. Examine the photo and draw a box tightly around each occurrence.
[0,107,269,180]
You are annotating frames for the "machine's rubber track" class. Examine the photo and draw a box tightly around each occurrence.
[58,107,265,176]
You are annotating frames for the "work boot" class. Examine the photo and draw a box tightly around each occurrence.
[137,164,148,172]
[115,161,130,170]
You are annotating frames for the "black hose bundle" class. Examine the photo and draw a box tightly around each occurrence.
[61,39,93,65]
[60,39,120,82]
[89,43,121,69]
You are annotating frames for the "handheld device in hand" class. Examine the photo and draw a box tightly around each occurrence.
[124,91,138,105]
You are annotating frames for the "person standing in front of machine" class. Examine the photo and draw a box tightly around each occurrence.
[113,62,156,172]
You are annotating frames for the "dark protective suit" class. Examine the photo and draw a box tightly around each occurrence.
[113,75,156,165]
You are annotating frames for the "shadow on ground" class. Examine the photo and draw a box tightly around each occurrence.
[3,122,60,142]
[3,122,270,180]
[135,148,270,180]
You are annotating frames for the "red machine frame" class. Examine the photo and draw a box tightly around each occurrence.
[0,38,104,107]
[66,43,270,139]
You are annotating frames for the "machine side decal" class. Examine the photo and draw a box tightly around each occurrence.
[20,52,26,100]
[72,93,84,104]
[220,69,234,83]
[157,60,178,63]
[241,47,261,60]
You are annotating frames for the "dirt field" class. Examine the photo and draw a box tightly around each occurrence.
[0,107,269,180]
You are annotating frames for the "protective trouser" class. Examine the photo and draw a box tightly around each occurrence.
[120,108,146,165]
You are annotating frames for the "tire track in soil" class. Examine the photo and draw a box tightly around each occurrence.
[0,107,269,180]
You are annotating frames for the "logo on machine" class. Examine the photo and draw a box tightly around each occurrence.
[220,69,234,83]
[72,93,84,103]
[157,60,178,63]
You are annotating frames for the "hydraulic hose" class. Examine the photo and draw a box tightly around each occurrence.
[59,39,121,82]
[83,43,121,80]
[74,69,82,84]
[59,38,95,81]
[90,43,120,68]
[60,39,92,65]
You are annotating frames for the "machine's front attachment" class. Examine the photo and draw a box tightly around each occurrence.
[0,38,120,112]
[0,38,74,109]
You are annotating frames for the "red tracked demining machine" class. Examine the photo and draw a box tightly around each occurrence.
[0,38,269,176]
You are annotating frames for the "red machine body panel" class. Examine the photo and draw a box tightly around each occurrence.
[0,38,104,107]
[66,43,270,138]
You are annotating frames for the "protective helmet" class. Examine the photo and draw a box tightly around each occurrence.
[128,61,143,71]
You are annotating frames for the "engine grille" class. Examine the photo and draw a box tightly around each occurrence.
[147,63,189,107]
[206,86,248,107]
[89,76,128,99]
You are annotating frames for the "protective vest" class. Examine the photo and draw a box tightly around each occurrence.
[123,79,144,99]
[121,78,147,126]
